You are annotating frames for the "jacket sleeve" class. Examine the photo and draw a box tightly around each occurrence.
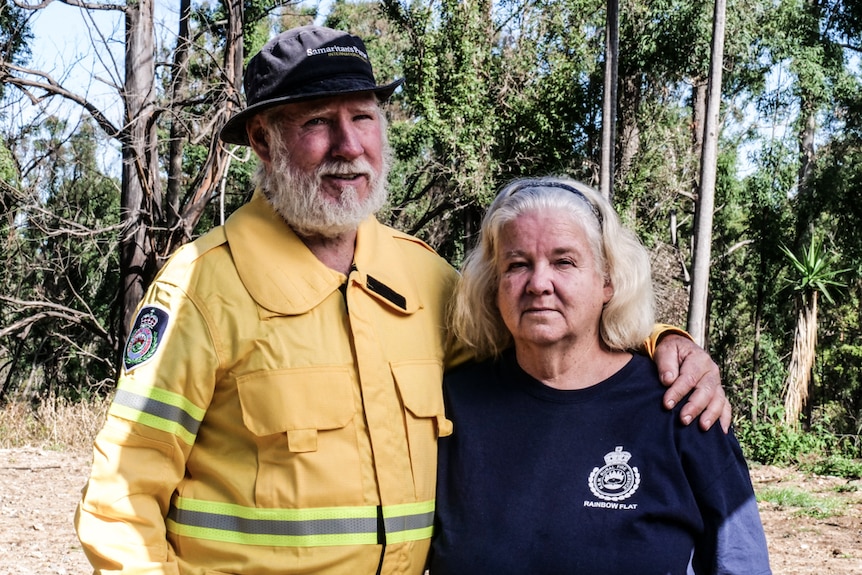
[641,323,693,358]
[75,280,218,575]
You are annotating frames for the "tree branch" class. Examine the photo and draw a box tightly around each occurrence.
[1,63,122,139]
[12,0,125,12]
[0,297,109,340]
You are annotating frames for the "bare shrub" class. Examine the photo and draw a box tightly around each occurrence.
[0,396,110,450]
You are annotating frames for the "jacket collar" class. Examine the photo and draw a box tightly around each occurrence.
[224,191,421,316]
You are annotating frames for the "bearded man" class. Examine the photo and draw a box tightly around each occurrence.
[75,25,729,575]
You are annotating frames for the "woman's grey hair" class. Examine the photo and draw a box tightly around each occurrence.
[451,176,655,359]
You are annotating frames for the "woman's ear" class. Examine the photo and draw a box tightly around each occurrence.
[603,275,614,304]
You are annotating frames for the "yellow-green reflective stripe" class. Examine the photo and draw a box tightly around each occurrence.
[109,379,205,444]
[167,497,434,548]
[385,525,433,544]
[383,500,435,544]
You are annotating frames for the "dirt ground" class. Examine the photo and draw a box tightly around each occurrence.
[0,447,860,574]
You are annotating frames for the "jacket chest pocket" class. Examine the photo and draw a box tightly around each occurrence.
[391,360,452,500]
[237,367,355,445]
[236,367,362,507]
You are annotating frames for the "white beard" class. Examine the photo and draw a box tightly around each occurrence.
[257,137,391,239]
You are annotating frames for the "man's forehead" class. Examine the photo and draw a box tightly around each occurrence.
[277,93,380,117]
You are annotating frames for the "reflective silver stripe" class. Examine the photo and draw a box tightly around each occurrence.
[168,506,378,537]
[113,389,202,437]
[166,499,435,547]
[384,510,435,533]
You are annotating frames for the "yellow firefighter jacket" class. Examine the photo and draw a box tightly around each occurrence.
[75,191,468,574]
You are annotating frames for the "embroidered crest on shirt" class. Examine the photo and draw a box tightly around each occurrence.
[123,305,170,372]
[588,446,641,502]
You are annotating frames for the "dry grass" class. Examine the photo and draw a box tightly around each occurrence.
[0,396,110,451]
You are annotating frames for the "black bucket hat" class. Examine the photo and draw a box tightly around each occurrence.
[220,25,404,146]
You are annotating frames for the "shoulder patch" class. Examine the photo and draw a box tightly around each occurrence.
[123,305,170,372]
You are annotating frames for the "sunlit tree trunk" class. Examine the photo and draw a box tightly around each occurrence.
[687,0,726,346]
[691,80,707,183]
[600,0,619,201]
[119,0,158,349]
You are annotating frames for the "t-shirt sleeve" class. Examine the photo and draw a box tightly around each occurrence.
[681,426,773,575]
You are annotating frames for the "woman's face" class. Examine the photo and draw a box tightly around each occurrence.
[495,209,612,351]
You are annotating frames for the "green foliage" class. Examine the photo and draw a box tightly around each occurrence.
[0,0,32,99]
[0,117,119,400]
[736,416,834,467]
[798,455,862,480]
[192,0,306,61]
[619,0,711,82]
[806,137,862,268]
[325,0,407,90]
[736,405,861,471]
[756,486,845,518]
[816,324,862,437]
[780,235,849,305]
[376,0,618,261]
[176,141,253,233]
[0,143,17,184]
[378,0,508,259]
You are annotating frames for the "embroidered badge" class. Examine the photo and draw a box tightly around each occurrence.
[588,446,641,502]
[123,305,170,372]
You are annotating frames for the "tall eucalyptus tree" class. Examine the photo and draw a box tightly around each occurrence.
[599,0,619,201]
[687,0,727,346]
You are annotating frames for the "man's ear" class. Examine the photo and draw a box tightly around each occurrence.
[246,115,272,166]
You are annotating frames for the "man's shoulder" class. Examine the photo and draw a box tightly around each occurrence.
[156,227,229,281]
[381,223,441,256]
[372,221,457,276]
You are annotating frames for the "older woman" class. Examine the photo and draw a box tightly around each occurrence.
[430,178,771,574]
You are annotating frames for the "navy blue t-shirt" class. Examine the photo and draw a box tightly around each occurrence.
[430,351,771,575]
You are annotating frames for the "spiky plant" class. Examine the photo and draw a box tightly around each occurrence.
[780,236,848,427]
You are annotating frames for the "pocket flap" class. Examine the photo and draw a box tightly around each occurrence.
[391,360,445,418]
[236,367,354,436]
